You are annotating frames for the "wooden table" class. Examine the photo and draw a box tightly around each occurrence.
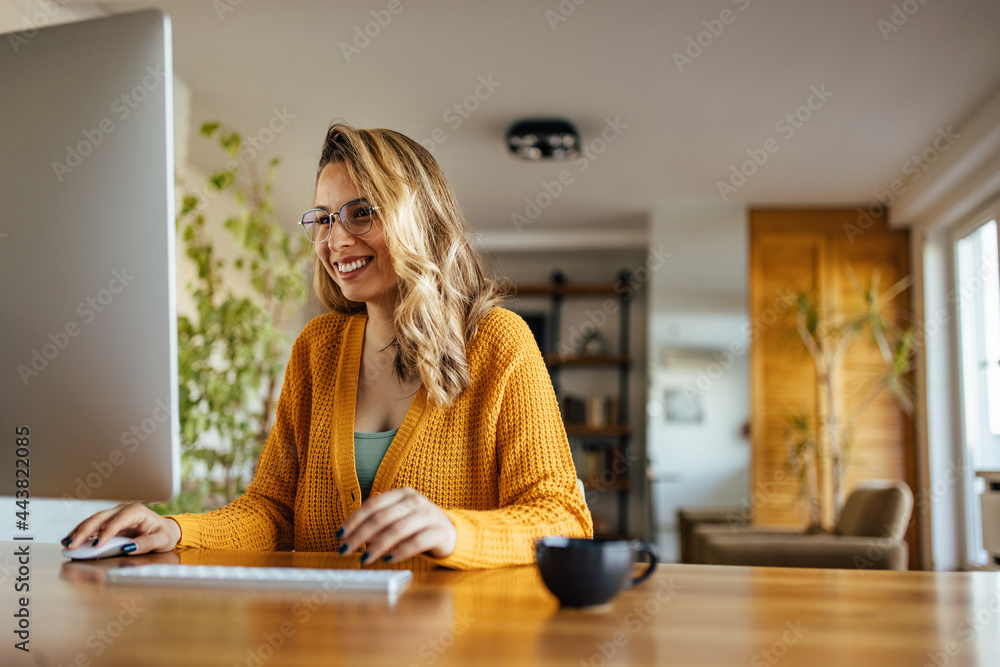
[3,542,999,666]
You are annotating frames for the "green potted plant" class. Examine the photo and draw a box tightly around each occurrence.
[151,122,311,514]
[785,269,916,528]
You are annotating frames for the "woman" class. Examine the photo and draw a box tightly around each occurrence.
[65,123,592,569]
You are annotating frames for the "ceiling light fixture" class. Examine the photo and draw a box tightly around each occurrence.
[506,119,580,161]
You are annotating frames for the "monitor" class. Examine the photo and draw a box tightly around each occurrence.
[0,10,179,502]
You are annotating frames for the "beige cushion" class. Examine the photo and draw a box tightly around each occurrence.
[835,480,913,540]
[690,480,915,570]
[691,524,799,565]
[703,534,909,570]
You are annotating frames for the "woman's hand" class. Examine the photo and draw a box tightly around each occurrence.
[337,487,457,564]
[63,502,182,555]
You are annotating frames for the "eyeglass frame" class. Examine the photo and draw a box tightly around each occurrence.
[299,198,380,243]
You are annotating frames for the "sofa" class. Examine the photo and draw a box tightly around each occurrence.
[690,480,914,570]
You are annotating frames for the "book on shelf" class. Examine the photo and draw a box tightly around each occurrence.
[575,442,626,485]
[561,394,619,430]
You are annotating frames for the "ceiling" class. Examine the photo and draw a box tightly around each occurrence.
[61,0,1000,242]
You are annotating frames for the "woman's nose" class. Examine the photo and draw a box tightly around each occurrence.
[326,221,354,249]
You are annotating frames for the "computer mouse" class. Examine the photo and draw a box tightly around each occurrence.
[62,535,133,560]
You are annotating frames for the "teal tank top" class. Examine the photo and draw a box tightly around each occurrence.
[354,428,398,500]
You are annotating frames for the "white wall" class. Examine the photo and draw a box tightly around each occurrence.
[893,83,1000,570]
[646,203,750,561]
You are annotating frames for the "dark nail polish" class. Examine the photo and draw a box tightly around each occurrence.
[122,543,137,554]
[92,538,99,547]
[359,552,369,565]
[382,554,393,563]
[335,527,345,538]
[337,543,349,555]
[61,536,71,546]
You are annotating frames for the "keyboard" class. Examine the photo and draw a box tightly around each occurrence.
[105,564,412,595]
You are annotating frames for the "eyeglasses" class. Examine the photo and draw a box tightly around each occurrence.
[299,199,379,243]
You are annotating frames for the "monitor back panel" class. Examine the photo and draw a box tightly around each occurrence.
[0,10,179,502]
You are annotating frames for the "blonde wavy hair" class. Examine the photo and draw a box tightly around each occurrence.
[312,123,505,407]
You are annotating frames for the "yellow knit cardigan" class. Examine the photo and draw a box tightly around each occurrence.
[170,307,593,569]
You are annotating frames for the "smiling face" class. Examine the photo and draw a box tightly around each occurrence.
[313,162,399,314]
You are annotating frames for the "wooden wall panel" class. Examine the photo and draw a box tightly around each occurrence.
[749,209,920,568]
[751,235,823,526]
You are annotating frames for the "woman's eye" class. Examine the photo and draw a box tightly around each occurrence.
[346,205,373,222]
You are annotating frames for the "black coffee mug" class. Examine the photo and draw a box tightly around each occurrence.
[535,537,659,607]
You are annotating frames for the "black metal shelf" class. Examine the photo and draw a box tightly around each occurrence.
[521,270,635,537]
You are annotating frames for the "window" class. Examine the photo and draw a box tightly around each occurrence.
[956,217,1000,566]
